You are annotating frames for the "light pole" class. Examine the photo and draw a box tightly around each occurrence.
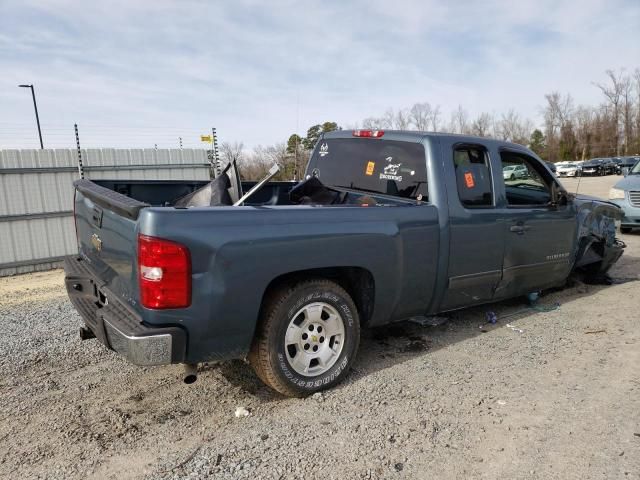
[18,84,44,149]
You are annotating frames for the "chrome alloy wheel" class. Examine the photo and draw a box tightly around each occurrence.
[284,302,346,377]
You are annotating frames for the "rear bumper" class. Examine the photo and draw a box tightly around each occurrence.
[64,256,186,366]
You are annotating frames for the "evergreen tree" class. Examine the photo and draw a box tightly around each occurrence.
[529,129,546,158]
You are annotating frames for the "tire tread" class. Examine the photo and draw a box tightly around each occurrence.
[249,278,358,397]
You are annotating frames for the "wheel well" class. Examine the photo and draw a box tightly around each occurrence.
[261,267,375,325]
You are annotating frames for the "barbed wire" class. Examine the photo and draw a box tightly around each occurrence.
[0,124,221,149]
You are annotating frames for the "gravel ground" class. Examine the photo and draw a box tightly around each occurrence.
[1,176,639,480]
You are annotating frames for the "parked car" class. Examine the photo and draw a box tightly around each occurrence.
[581,158,608,176]
[502,164,528,180]
[610,158,623,175]
[556,162,581,177]
[64,130,625,396]
[610,159,640,233]
[619,156,640,176]
[602,158,617,175]
[546,162,557,174]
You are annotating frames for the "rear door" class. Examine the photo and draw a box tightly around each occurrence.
[495,149,577,298]
[440,140,505,310]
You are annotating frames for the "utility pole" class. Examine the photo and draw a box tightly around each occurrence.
[19,84,44,149]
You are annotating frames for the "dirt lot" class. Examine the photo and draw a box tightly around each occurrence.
[1,175,639,480]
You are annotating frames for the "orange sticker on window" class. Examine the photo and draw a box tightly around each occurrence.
[464,172,475,188]
[365,161,375,176]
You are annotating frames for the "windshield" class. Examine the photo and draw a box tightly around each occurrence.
[308,138,428,200]
[503,165,516,171]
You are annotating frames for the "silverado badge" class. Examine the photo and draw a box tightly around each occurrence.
[91,233,103,252]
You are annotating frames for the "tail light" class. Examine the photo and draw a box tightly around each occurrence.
[138,234,191,309]
[353,129,384,138]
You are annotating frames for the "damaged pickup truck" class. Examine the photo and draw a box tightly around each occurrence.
[65,130,624,396]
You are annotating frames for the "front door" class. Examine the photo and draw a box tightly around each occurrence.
[496,149,577,299]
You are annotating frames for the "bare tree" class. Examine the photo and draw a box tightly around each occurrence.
[409,102,432,131]
[470,112,494,137]
[362,117,386,129]
[378,107,412,130]
[544,92,574,132]
[428,105,441,132]
[394,108,411,130]
[219,141,245,165]
[635,69,640,154]
[574,105,594,160]
[620,74,633,154]
[595,70,625,156]
[240,146,271,180]
[382,109,395,129]
[543,92,574,161]
[498,109,533,145]
[449,105,469,134]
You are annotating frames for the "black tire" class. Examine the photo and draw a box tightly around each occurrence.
[249,279,360,397]
[620,226,632,234]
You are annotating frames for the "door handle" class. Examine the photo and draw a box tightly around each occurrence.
[510,224,531,234]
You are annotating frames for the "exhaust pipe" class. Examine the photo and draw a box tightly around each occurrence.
[183,363,198,384]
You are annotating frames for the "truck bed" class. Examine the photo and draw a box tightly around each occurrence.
[71,177,440,363]
[92,179,299,207]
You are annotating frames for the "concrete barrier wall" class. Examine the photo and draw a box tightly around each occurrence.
[0,148,211,276]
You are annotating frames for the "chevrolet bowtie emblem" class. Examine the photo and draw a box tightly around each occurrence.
[91,233,103,252]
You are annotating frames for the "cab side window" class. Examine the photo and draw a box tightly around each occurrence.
[500,151,552,206]
[453,145,493,207]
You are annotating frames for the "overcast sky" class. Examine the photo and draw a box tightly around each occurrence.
[1,0,639,149]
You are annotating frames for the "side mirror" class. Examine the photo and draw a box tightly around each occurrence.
[557,190,569,206]
[549,183,569,208]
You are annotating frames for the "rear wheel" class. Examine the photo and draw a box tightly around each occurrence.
[249,279,360,397]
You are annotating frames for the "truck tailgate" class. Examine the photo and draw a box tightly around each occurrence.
[73,179,148,306]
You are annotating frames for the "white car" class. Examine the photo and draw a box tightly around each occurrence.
[503,164,528,180]
[556,162,580,177]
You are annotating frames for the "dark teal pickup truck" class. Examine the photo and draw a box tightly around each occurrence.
[65,130,624,396]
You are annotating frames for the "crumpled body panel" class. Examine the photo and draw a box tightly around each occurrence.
[573,195,624,272]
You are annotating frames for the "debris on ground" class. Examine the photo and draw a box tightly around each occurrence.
[506,323,524,333]
[234,407,250,418]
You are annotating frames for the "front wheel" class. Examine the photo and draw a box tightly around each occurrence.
[620,226,632,234]
[249,279,360,397]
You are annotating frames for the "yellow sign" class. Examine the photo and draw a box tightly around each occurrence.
[200,135,213,143]
[365,161,375,176]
